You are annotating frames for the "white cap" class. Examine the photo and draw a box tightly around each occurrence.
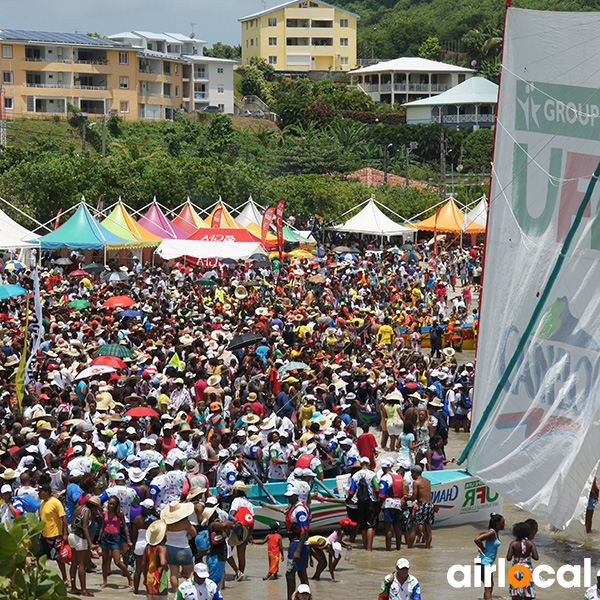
[301,468,316,477]
[147,461,160,470]
[126,427,136,435]
[140,498,155,509]
[397,460,411,470]
[194,563,209,578]
[146,438,157,446]
[381,457,395,468]
[236,430,247,438]
[126,454,138,465]
[140,438,149,445]
[397,558,410,570]
[115,472,127,481]
[94,441,106,451]
[359,456,370,464]
[297,584,311,594]
[72,445,84,455]
[1,484,12,494]
[284,485,301,496]
[70,469,84,478]
[218,449,230,458]
[247,425,258,433]
[205,496,219,506]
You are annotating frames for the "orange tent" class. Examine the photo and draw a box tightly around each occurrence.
[413,198,485,233]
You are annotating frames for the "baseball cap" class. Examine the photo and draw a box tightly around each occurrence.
[1,484,12,494]
[301,468,316,477]
[359,456,370,463]
[126,427,136,435]
[397,558,410,570]
[284,485,301,497]
[397,460,411,470]
[297,584,311,594]
[115,472,127,481]
[94,441,106,451]
[140,499,155,509]
[147,461,160,470]
[194,563,209,578]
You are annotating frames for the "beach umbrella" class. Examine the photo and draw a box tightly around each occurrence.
[102,271,128,282]
[0,284,27,299]
[53,257,72,265]
[117,310,144,318]
[195,278,216,286]
[68,299,90,309]
[83,262,106,273]
[75,365,116,380]
[387,247,401,255]
[340,253,358,262]
[401,251,422,262]
[227,332,263,351]
[253,261,271,269]
[400,243,416,251]
[102,295,135,308]
[333,246,351,254]
[269,251,288,259]
[250,253,268,260]
[278,361,309,373]
[90,355,127,369]
[94,343,134,359]
[308,275,325,284]
[124,406,160,418]
[348,247,361,254]
[68,270,89,278]
[220,258,237,266]
[2,260,25,270]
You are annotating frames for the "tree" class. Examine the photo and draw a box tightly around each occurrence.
[419,36,441,60]
[240,66,271,102]
[249,56,276,81]
[207,113,234,154]
[461,127,494,173]
[203,42,241,60]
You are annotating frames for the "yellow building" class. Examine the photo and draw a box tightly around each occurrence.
[239,0,359,72]
[0,29,185,120]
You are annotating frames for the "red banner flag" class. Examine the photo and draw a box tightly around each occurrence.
[275,199,285,260]
[433,207,442,256]
[211,208,223,228]
[54,209,62,231]
[261,206,276,247]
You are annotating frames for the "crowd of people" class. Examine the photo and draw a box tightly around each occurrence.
[0,239,483,599]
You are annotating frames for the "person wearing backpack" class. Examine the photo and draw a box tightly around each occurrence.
[378,558,421,600]
[38,484,69,582]
[346,456,380,552]
[427,398,449,451]
[450,383,471,433]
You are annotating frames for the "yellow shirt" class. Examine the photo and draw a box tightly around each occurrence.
[378,324,395,345]
[39,496,65,538]
[158,393,169,410]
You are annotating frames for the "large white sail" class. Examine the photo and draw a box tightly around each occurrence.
[463,7,600,530]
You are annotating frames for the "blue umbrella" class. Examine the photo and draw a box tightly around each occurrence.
[316,247,327,258]
[117,310,144,318]
[340,253,358,262]
[2,260,26,270]
[0,284,27,299]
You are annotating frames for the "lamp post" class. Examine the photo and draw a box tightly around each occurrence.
[383,137,393,183]
[405,141,418,187]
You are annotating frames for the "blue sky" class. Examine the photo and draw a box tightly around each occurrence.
[7,0,272,47]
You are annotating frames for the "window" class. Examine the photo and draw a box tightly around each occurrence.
[269,56,277,64]
[4,97,13,110]
[119,76,129,89]
[268,17,277,26]
[340,38,348,46]
[2,71,12,84]
[250,39,254,46]
[218,103,224,112]
[120,101,129,113]
[218,85,224,93]
[340,56,348,65]
[269,37,277,46]
[119,52,129,65]
[250,20,254,27]
[340,19,348,27]
[175,86,180,97]
[175,64,179,75]
[217,67,224,73]
[1,45,12,58]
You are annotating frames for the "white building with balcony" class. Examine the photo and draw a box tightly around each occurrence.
[349,56,474,106]
[108,31,235,114]
[402,77,498,129]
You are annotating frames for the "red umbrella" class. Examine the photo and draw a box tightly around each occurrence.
[89,355,127,369]
[123,406,160,418]
[69,270,89,278]
[102,295,135,308]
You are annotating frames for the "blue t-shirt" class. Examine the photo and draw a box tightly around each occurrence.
[65,482,83,524]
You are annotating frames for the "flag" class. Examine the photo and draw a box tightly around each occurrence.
[275,199,285,260]
[97,194,103,211]
[211,208,223,228]
[461,212,469,233]
[15,296,29,411]
[433,207,442,256]
[24,267,43,385]
[261,206,276,247]
[54,209,62,231]
[168,352,184,371]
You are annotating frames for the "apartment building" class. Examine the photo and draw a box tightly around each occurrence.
[239,0,358,73]
[108,31,235,114]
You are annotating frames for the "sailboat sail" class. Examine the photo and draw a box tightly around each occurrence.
[462,7,600,530]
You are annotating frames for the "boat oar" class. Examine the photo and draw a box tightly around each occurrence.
[239,461,279,504]
[314,478,339,501]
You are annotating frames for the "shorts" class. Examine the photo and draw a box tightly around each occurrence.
[206,553,225,582]
[382,507,402,524]
[38,535,62,560]
[356,501,378,531]
[287,539,309,572]
[100,532,121,551]
[165,544,193,566]
[588,497,596,511]
[413,502,435,526]
[453,412,469,421]
[68,533,89,552]
[134,539,148,557]
[268,553,279,574]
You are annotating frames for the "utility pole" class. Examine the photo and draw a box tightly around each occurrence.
[81,112,87,154]
[101,114,106,156]
[405,141,418,187]
[440,114,446,198]
[383,137,389,183]
[0,86,6,151]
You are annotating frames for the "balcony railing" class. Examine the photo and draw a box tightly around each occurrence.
[26,82,72,88]
[194,72,207,79]
[360,82,452,93]
[194,92,207,99]
[139,66,160,74]
[140,91,162,97]
[25,57,71,63]
[74,84,108,90]
[431,113,495,124]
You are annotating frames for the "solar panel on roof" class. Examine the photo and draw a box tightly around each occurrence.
[0,29,123,46]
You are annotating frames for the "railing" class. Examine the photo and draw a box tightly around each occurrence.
[74,58,109,65]
[241,95,270,112]
[194,71,207,79]
[431,113,495,124]
[25,57,71,63]
[139,66,160,74]
[194,92,207,99]
[74,84,108,90]
[26,82,71,88]
[431,83,451,92]
[140,90,162,97]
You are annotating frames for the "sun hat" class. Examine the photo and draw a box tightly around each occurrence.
[241,413,260,424]
[209,402,221,412]
[160,501,194,524]
[129,467,146,483]
[201,504,218,521]
[428,398,444,408]
[231,481,251,493]
[207,374,221,387]
[185,459,200,474]
[187,485,207,501]
[228,523,249,547]
[146,519,167,546]
[86,496,102,509]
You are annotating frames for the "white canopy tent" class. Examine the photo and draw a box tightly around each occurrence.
[465,195,488,227]
[156,239,264,261]
[331,197,415,239]
[0,203,40,248]
[235,196,263,228]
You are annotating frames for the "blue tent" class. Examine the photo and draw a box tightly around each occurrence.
[36,203,132,250]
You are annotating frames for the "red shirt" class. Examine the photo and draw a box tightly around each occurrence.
[356,432,378,469]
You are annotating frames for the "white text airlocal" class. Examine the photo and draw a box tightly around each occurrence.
[447,557,595,589]
[543,100,600,126]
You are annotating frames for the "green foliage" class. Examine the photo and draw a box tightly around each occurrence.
[240,67,272,103]
[0,513,72,600]
[419,36,441,60]
[248,56,276,82]
[203,42,241,60]
[461,127,494,173]
[207,113,234,153]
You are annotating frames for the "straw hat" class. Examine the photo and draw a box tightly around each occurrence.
[385,390,404,402]
[241,413,260,425]
[202,504,218,521]
[4,357,18,368]
[207,374,221,387]
[96,391,115,411]
[146,519,167,546]
[234,286,248,299]
[187,485,207,501]
[231,481,251,493]
[86,496,102,509]
[1,469,18,480]
[442,347,456,358]
[260,414,277,430]
[160,501,194,524]
[314,415,333,430]
[228,523,249,547]
[179,334,194,346]
[255,307,269,316]
[428,398,444,409]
